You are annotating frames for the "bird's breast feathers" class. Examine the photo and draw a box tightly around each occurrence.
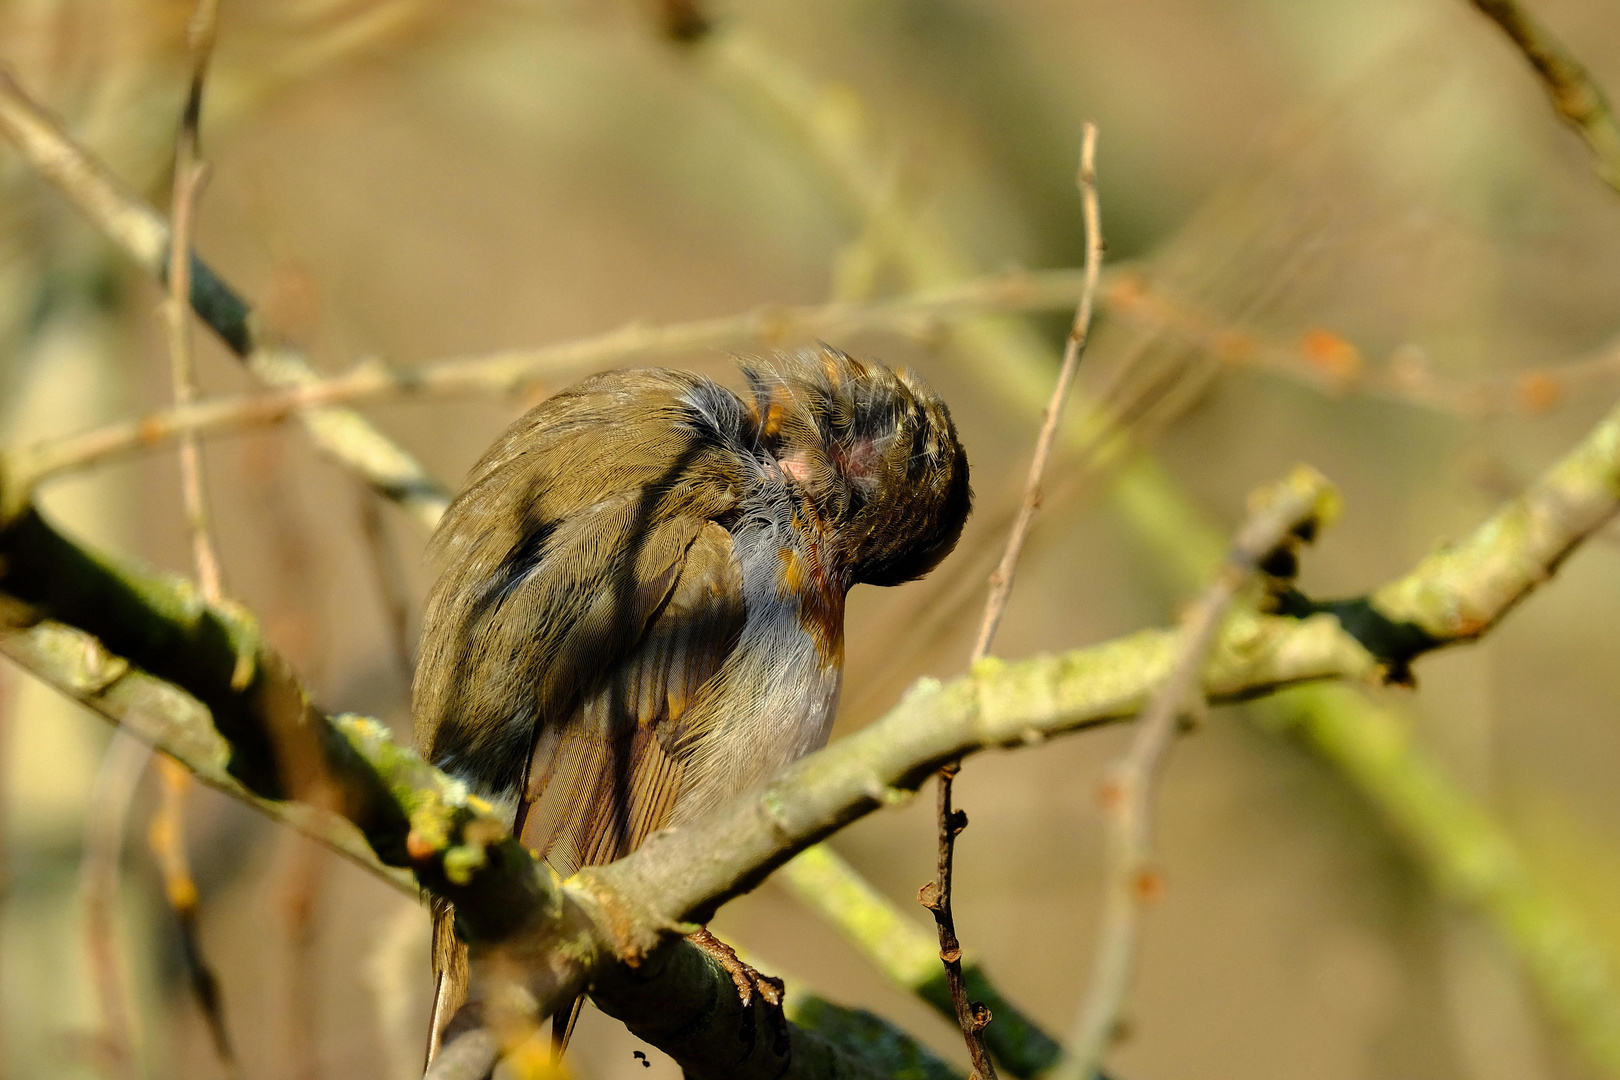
[668,513,845,823]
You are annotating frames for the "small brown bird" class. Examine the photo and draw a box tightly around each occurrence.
[414,346,971,1058]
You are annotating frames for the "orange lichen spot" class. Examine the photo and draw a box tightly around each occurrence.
[1132,867,1166,906]
[405,829,436,860]
[1096,777,1125,812]
[1213,330,1258,365]
[137,415,168,446]
[1298,329,1363,389]
[1515,370,1563,415]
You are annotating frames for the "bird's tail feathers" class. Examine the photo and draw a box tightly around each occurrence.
[426,899,470,1069]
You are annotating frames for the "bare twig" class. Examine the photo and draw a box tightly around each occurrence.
[1060,469,1338,1080]
[149,5,237,1071]
[7,267,1095,491]
[917,125,1103,1080]
[1467,0,1620,194]
[0,64,451,530]
[918,763,995,1080]
[356,486,415,685]
[18,263,1620,502]
[149,756,235,1069]
[973,127,1104,660]
[780,846,1065,1080]
[165,59,223,600]
[77,13,238,1067]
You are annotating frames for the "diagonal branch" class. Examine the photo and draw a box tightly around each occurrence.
[0,65,451,530]
[1467,0,1620,194]
[1061,469,1337,1080]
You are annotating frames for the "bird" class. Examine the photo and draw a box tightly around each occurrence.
[412,345,971,1062]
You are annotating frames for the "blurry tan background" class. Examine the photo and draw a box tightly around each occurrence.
[4,1,1620,1079]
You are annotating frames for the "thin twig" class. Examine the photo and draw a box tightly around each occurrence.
[356,485,416,686]
[1059,469,1338,1080]
[0,63,452,530]
[19,261,1620,500]
[1467,0,1620,194]
[972,126,1104,660]
[165,21,223,602]
[76,149,216,1080]
[7,268,1095,491]
[149,756,235,1069]
[781,846,1065,1080]
[917,125,1103,1080]
[150,4,238,1072]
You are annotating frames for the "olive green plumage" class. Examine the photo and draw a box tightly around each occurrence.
[414,347,970,1061]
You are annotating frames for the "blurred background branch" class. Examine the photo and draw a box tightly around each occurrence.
[1469,0,1620,192]
[1063,469,1339,1080]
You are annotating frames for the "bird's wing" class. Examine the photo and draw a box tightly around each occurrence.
[414,370,750,800]
[517,517,744,875]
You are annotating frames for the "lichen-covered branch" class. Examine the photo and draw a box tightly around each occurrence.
[673,30,1620,1071]
[0,65,451,530]
[0,505,1016,1080]
[4,378,1620,1073]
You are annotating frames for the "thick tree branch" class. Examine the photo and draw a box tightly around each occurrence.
[0,506,992,1080]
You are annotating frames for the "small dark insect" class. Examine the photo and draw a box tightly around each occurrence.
[633,1051,651,1068]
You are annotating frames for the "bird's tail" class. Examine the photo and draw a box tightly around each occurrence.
[552,995,585,1058]
[427,899,585,1067]
[425,898,469,1069]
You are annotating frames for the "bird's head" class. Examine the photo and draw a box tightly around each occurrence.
[743,345,972,587]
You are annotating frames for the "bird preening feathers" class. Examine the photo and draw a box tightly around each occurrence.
[413,346,971,1061]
